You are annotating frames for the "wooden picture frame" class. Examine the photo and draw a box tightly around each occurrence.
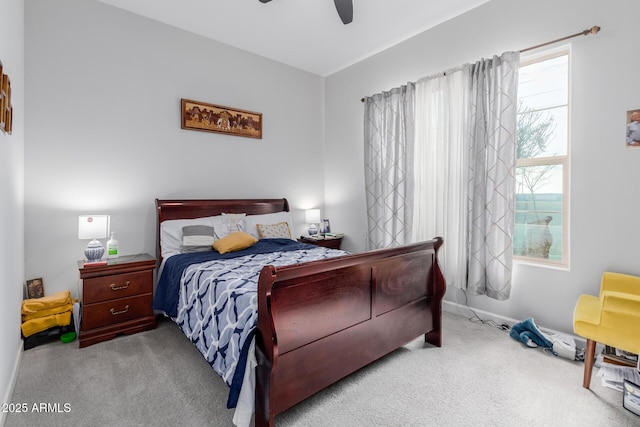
[626,109,640,148]
[0,62,5,131]
[25,278,45,299]
[0,63,11,135]
[181,98,262,139]
[4,105,11,134]
[4,76,11,135]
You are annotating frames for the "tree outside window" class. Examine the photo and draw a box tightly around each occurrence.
[514,50,569,265]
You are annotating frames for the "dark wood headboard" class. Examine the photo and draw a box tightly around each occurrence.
[155,198,290,263]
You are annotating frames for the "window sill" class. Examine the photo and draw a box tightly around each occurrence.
[513,257,569,271]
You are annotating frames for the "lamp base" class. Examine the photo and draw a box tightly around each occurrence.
[308,224,319,235]
[84,239,105,263]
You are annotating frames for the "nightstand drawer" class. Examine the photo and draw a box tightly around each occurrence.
[82,294,153,330]
[83,270,152,304]
[298,236,343,250]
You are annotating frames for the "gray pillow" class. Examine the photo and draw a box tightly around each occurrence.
[180,225,215,253]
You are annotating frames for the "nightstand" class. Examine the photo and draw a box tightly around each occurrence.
[298,236,343,250]
[78,253,156,348]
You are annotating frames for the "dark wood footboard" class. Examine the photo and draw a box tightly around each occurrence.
[255,237,445,426]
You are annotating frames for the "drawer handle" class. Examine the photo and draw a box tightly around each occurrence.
[110,305,130,316]
[110,281,130,291]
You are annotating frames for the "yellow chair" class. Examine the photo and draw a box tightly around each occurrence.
[573,272,640,388]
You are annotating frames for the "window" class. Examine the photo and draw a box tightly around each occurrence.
[514,49,569,266]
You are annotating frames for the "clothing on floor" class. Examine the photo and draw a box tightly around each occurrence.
[510,317,584,361]
[21,290,77,337]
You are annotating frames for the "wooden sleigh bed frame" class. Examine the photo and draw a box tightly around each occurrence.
[155,198,445,426]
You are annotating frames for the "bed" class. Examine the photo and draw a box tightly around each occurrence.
[154,198,445,427]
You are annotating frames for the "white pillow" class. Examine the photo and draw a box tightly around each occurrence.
[160,215,227,258]
[221,212,246,234]
[243,212,295,240]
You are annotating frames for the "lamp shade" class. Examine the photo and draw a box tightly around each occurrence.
[78,215,110,240]
[305,209,321,224]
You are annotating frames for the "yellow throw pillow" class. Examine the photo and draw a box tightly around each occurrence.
[213,231,258,254]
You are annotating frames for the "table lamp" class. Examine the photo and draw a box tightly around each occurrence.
[78,215,110,263]
[305,209,321,235]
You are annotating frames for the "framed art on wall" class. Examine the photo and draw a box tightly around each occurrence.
[626,109,640,148]
[0,61,12,135]
[181,98,262,139]
[0,61,4,130]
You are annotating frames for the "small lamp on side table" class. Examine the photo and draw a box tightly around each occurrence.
[305,209,321,236]
[78,215,110,264]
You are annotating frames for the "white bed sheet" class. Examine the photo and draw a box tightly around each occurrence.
[233,338,256,427]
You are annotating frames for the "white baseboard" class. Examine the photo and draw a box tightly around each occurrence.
[442,299,589,349]
[443,299,521,326]
[1,344,23,427]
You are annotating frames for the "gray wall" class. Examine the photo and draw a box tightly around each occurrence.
[11,0,640,409]
[324,0,640,333]
[24,0,326,300]
[0,0,25,422]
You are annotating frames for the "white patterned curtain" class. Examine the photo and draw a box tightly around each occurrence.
[364,84,415,249]
[413,67,470,290]
[363,52,518,300]
[466,52,520,300]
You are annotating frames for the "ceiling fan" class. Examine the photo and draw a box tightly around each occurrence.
[259,0,353,25]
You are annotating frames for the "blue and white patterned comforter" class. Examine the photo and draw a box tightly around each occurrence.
[153,239,347,408]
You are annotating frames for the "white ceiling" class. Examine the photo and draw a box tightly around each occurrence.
[97,0,489,76]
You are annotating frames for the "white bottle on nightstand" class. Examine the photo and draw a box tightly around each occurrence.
[107,231,119,259]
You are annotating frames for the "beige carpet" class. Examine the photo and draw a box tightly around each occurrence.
[5,311,637,426]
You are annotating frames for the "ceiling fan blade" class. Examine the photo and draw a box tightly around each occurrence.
[334,0,353,24]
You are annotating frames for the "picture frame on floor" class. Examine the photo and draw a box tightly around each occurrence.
[25,277,45,299]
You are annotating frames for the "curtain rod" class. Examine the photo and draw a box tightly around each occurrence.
[520,25,600,53]
[360,25,601,103]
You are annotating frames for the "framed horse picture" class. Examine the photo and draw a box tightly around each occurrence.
[181,98,262,139]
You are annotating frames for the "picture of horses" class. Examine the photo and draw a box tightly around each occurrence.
[181,98,262,139]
